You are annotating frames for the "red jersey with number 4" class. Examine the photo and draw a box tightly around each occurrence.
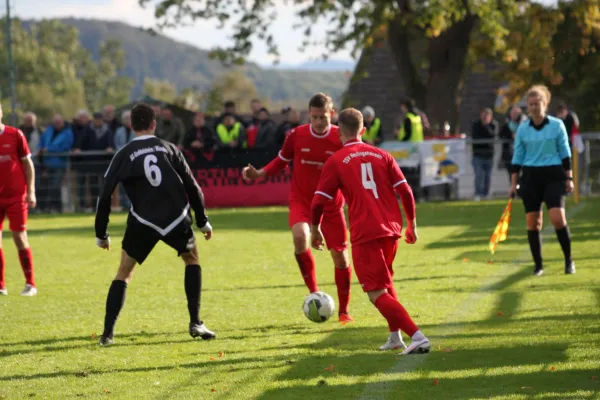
[265,124,344,206]
[315,140,406,245]
[0,125,30,202]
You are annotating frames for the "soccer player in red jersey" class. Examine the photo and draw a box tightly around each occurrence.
[311,108,430,354]
[0,104,38,296]
[242,93,354,323]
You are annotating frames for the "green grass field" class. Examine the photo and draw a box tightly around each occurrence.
[1,199,599,400]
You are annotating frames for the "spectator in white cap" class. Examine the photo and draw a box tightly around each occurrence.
[361,106,383,146]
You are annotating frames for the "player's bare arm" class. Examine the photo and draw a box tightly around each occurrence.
[242,164,266,181]
[21,156,36,209]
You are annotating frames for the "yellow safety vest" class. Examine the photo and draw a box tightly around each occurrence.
[363,118,381,143]
[398,112,424,142]
[217,122,241,144]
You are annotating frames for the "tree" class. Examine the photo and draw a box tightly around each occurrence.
[138,0,521,129]
[143,78,178,103]
[496,0,600,129]
[203,70,260,115]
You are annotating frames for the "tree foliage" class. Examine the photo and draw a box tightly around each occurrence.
[140,0,600,129]
[0,19,133,122]
[203,70,260,114]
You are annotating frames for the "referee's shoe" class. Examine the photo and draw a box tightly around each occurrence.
[565,260,576,275]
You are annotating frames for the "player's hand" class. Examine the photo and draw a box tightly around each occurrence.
[242,164,262,181]
[311,225,325,251]
[566,179,574,194]
[26,191,37,209]
[198,221,213,241]
[96,236,110,250]
[508,184,518,199]
[405,224,418,244]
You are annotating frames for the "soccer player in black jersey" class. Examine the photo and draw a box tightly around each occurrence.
[95,103,215,346]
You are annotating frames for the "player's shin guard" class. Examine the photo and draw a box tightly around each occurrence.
[295,250,319,293]
[184,264,202,325]
[18,248,35,286]
[335,266,352,315]
[102,280,128,339]
[0,249,5,289]
[374,293,419,337]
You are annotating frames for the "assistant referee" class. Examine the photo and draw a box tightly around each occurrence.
[510,85,575,276]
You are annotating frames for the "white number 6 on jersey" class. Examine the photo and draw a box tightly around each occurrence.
[144,154,162,187]
[361,162,379,199]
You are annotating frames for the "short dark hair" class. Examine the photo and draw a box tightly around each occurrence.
[131,103,155,132]
[224,101,236,109]
[338,108,363,134]
[309,93,333,110]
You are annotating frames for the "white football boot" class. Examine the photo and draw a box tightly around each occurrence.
[20,284,37,296]
[379,331,407,351]
[0,288,7,296]
[401,330,431,355]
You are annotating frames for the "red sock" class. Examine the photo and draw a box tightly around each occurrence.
[335,267,352,315]
[18,248,35,286]
[295,250,318,293]
[374,293,419,336]
[0,248,5,289]
[387,285,398,300]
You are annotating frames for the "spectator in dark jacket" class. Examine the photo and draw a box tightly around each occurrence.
[250,108,277,149]
[103,104,122,133]
[184,112,216,155]
[471,107,499,200]
[275,107,300,147]
[498,105,525,182]
[73,112,114,210]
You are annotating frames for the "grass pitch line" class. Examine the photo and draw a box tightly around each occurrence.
[358,202,586,400]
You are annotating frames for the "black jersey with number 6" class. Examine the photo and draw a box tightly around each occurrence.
[95,135,208,240]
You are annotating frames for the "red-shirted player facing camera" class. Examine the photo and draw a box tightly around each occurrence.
[311,108,430,354]
[242,93,354,323]
[0,103,38,296]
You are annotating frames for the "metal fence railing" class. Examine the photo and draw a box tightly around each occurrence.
[26,133,600,214]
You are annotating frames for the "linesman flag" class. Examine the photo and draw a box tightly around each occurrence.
[489,198,514,254]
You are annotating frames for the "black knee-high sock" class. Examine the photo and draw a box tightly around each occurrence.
[103,280,127,338]
[527,230,543,268]
[555,226,572,263]
[185,265,202,325]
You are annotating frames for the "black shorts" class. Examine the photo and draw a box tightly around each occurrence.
[122,214,196,264]
[519,166,566,213]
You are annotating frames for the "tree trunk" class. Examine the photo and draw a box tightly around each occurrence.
[387,16,427,110]
[387,14,476,132]
[425,16,476,131]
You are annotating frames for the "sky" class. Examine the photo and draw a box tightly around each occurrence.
[10,0,355,67]
[10,0,558,67]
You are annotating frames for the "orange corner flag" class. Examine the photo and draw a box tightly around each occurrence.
[489,198,513,254]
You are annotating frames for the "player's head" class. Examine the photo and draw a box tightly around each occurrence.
[337,108,364,144]
[131,103,156,134]
[308,92,334,134]
[526,84,551,119]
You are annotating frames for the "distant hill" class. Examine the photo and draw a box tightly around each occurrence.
[23,18,350,105]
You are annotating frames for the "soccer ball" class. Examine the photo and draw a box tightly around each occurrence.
[303,292,335,323]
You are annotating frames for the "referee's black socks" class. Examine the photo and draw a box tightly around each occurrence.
[185,265,202,325]
[527,230,543,268]
[555,225,572,264]
[103,280,128,339]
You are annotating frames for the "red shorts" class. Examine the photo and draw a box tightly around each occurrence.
[0,200,28,232]
[288,200,348,251]
[351,236,399,292]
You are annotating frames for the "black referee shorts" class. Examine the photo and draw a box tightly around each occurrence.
[122,214,196,264]
[519,166,566,214]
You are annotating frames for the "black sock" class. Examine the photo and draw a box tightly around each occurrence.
[103,280,127,338]
[555,226,572,264]
[527,230,543,268]
[185,265,202,325]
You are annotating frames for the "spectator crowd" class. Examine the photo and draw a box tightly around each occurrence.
[13,96,582,213]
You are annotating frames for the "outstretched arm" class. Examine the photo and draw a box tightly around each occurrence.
[95,153,123,246]
[243,130,295,180]
[171,146,210,230]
